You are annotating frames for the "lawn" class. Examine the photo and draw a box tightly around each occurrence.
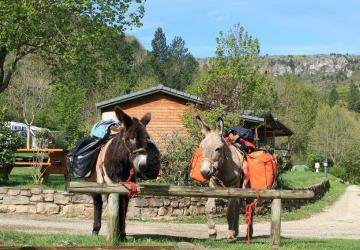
[0,167,67,191]
[1,231,359,250]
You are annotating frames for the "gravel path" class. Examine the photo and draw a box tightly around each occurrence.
[0,185,359,240]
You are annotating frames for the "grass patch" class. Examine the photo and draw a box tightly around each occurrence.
[278,170,326,189]
[1,167,66,191]
[1,231,360,249]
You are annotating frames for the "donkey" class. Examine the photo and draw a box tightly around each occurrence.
[86,106,151,241]
[196,116,246,242]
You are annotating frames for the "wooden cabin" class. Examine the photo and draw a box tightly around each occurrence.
[96,85,293,151]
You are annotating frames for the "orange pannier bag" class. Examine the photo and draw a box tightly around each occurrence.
[246,150,277,189]
[190,147,208,183]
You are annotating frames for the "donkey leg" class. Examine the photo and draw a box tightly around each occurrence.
[227,198,240,242]
[118,195,129,241]
[205,197,217,239]
[92,193,103,235]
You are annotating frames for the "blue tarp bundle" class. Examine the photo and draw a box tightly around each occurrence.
[90,119,119,140]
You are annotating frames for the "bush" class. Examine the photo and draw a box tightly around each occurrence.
[334,151,360,184]
[0,109,22,174]
[159,134,199,186]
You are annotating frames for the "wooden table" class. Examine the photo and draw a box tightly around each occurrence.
[14,148,68,183]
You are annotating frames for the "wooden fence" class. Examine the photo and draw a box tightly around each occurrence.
[67,182,315,247]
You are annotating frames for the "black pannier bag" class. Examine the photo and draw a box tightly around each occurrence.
[138,140,161,180]
[66,136,104,178]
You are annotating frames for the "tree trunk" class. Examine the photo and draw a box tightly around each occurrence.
[26,124,31,149]
[0,46,7,92]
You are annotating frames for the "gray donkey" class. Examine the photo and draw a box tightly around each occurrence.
[196,116,246,242]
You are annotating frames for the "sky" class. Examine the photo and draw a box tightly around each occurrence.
[127,0,360,58]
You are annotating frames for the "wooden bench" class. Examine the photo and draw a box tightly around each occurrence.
[14,148,68,183]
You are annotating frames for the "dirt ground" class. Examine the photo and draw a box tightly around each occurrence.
[0,185,359,240]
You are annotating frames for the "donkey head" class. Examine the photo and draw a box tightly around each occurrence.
[115,106,151,174]
[196,116,226,180]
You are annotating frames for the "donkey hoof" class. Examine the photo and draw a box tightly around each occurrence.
[227,237,237,243]
[92,230,99,236]
[209,234,217,240]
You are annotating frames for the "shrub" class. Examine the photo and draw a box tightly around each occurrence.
[0,109,22,175]
[159,134,199,186]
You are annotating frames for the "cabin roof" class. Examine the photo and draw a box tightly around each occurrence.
[96,84,210,109]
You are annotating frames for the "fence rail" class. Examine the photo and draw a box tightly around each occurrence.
[67,181,315,247]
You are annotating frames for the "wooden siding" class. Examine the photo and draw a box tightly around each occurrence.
[101,93,189,150]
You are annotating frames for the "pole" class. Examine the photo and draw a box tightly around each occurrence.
[271,198,282,246]
[107,193,120,244]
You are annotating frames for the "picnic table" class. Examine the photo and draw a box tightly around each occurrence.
[13,148,68,183]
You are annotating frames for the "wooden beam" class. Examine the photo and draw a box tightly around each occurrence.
[271,198,282,246]
[107,193,120,244]
[67,182,314,200]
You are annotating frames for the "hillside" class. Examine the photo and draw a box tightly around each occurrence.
[198,54,360,89]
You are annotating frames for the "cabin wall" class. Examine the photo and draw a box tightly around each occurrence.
[101,94,190,150]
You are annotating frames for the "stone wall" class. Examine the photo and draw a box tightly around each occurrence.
[0,179,330,218]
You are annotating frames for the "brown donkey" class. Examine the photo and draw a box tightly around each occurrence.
[196,116,246,242]
[86,106,151,241]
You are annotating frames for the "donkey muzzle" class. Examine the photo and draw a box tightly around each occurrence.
[133,154,147,172]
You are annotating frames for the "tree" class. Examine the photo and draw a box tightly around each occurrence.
[199,23,275,114]
[275,75,319,158]
[146,28,198,90]
[6,55,52,148]
[327,86,339,107]
[347,83,360,112]
[151,27,169,63]
[166,36,199,90]
[307,104,360,165]
[48,83,86,148]
[215,23,260,59]
[0,0,145,92]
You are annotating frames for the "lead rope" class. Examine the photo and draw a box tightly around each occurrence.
[245,190,260,244]
[119,137,138,198]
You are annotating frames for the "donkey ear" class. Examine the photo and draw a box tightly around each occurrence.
[140,112,151,126]
[196,115,210,135]
[215,117,224,135]
[114,106,132,129]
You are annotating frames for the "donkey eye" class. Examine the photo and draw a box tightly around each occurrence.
[215,147,221,152]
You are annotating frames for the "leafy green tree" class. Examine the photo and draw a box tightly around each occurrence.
[215,22,260,59]
[307,104,360,165]
[198,23,275,114]
[0,0,145,92]
[327,86,339,107]
[48,83,86,148]
[275,75,319,159]
[347,83,360,112]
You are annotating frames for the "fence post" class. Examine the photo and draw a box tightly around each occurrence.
[271,198,281,246]
[107,193,120,244]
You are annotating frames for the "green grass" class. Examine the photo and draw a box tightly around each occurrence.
[0,231,359,250]
[0,167,66,191]
[279,170,327,189]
